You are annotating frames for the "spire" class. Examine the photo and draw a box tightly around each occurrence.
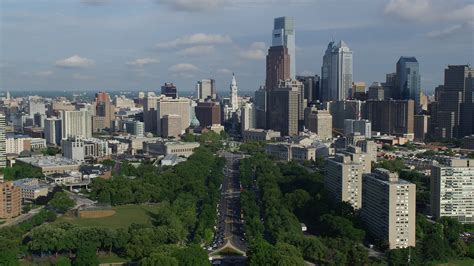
[231,73,237,86]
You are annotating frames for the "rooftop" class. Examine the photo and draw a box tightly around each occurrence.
[17,156,80,167]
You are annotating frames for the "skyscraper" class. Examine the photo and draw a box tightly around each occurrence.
[61,110,92,139]
[265,46,290,91]
[161,83,178,99]
[272,17,295,79]
[44,117,62,146]
[143,92,159,133]
[229,74,239,112]
[297,75,320,103]
[364,99,414,135]
[196,79,216,101]
[396,57,421,110]
[267,80,303,136]
[321,40,353,101]
[93,92,115,132]
[156,97,191,137]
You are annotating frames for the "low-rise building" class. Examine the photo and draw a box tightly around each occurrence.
[145,141,200,158]
[13,178,49,201]
[16,156,81,175]
[242,129,281,142]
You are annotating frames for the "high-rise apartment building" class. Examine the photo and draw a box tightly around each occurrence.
[44,117,62,146]
[161,83,178,99]
[321,40,353,101]
[368,82,385,100]
[0,114,6,168]
[62,137,85,162]
[162,114,182,138]
[304,106,332,140]
[267,80,303,136]
[0,182,21,219]
[414,115,430,141]
[396,57,421,109]
[196,79,216,100]
[241,103,257,133]
[364,99,414,135]
[325,146,372,209]
[361,169,416,249]
[272,17,295,79]
[61,110,92,139]
[431,159,474,224]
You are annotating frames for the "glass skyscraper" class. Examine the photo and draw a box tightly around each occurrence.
[321,40,353,101]
[272,17,295,79]
[396,56,421,110]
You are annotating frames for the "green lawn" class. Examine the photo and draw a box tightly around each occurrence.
[58,204,160,229]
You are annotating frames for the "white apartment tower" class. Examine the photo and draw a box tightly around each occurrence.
[431,159,474,224]
[61,110,92,139]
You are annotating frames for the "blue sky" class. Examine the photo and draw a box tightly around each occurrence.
[1,0,473,94]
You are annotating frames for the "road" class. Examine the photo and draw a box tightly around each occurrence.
[0,206,44,228]
[209,151,247,265]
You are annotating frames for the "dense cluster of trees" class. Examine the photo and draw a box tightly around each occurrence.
[240,155,370,265]
[1,147,223,264]
[1,163,43,181]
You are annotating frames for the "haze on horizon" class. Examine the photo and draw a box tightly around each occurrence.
[1,0,473,93]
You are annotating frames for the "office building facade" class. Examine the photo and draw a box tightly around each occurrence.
[321,40,353,101]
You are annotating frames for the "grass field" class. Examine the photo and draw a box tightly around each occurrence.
[58,204,160,229]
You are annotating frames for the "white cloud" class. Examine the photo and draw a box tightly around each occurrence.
[35,71,54,77]
[169,63,199,72]
[426,22,474,39]
[126,58,160,67]
[239,42,266,60]
[384,0,474,23]
[178,45,215,56]
[156,33,231,49]
[217,68,232,74]
[158,0,225,12]
[55,55,95,69]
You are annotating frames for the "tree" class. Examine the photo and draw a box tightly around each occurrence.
[49,192,75,213]
[172,245,208,266]
[74,242,99,266]
[141,253,178,266]
[55,256,72,266]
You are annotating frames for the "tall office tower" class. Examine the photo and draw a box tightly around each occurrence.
[161,83,178,99]
[254,87,267,129]
[143,92,159,133]
[195,101,221,128]
[297,75,320,104]
[434,85,463,139]
[320,40,353,101]
[229,74,239,112]
[196,79,217,100]
[431,159,474,224]
[304,106,333,140]
[344,119,372,138]
[241,103,256,133]
[61,110,92,139]
[44,117,62,146]
[0,114,5,168]
[414,115,430,141]
[352,82,367,100]
[364,99,414,135]
[156,97,191,137]
[265,46,291,91]
[396,57,421,110]
[272,17,295,79]
[0,182,21,219]
[93,92,115,132]
[325,146,372,209]
[62,137,85,162]
[267,80,303,136]
[162,114,182,138]
[368,82,385,100]
[361,169,416,249]
[328,100,364,130]
[444,65,474,138]
[382,73,397,99]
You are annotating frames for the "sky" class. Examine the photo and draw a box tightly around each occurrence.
[0,0,473,94]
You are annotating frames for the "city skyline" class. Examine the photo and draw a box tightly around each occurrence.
[1,0,473,92]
